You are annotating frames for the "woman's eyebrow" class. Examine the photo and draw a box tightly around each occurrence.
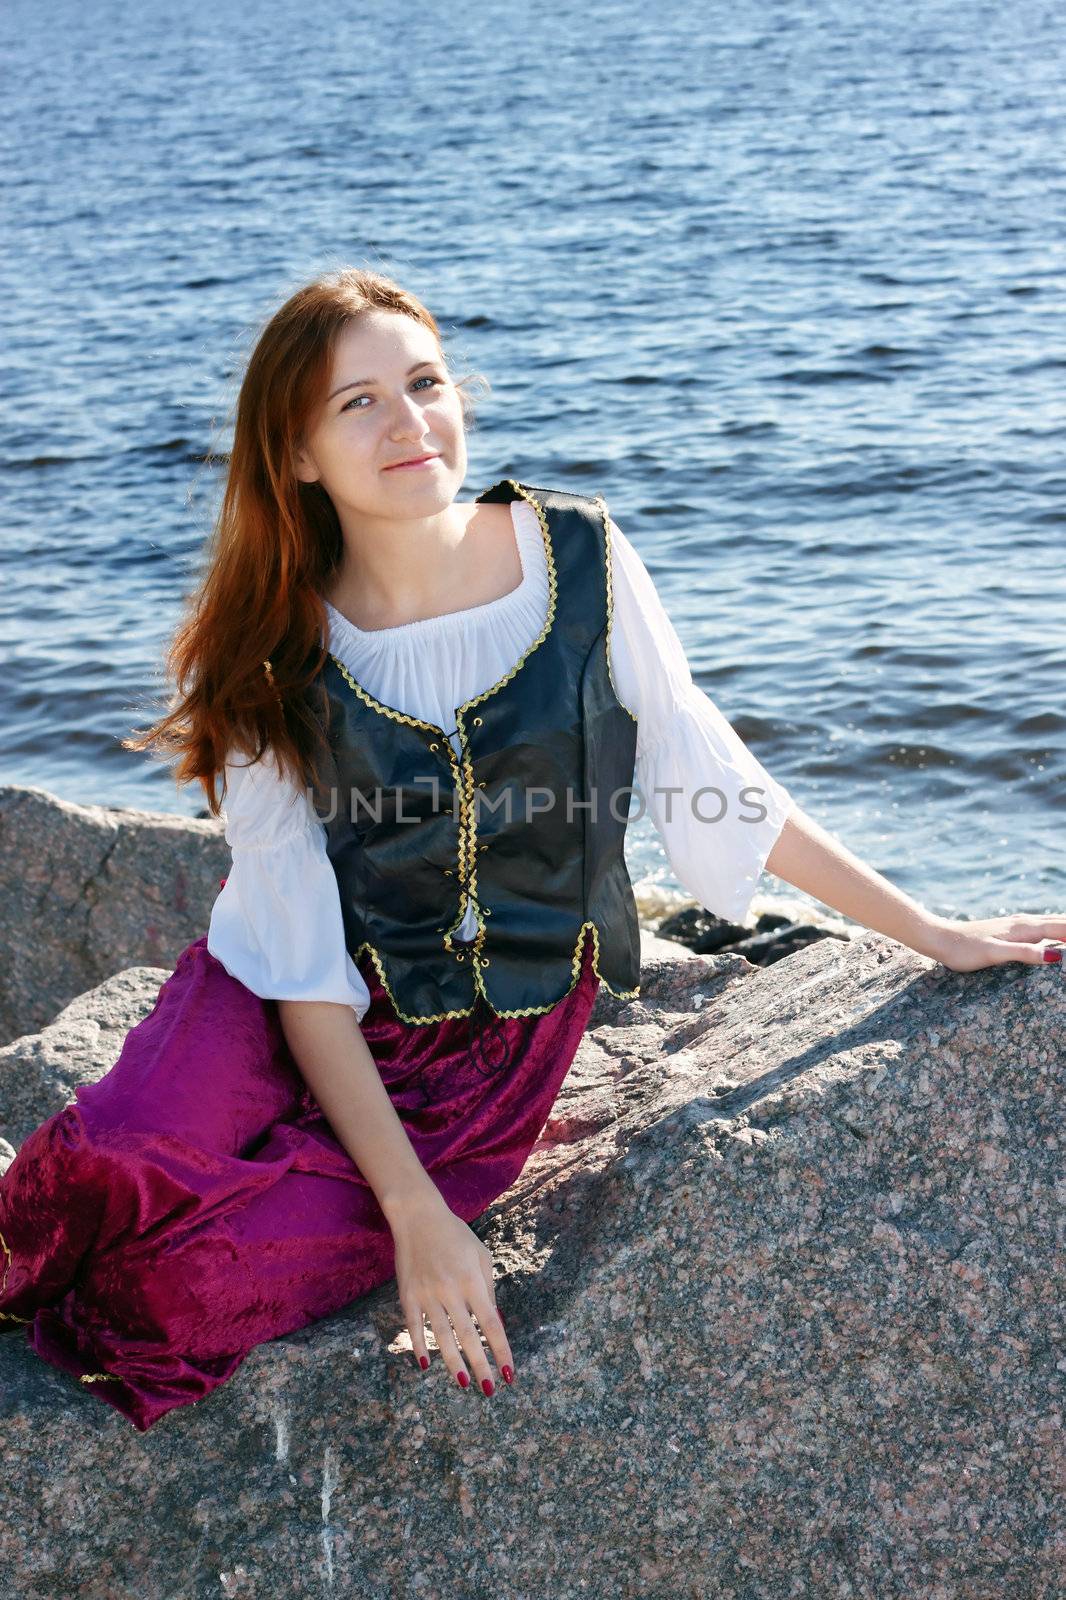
[328,360,439,400]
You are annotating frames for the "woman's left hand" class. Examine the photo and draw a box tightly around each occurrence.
[927,915,1066,973]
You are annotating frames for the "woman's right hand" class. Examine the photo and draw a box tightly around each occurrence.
[388,1192,515,1394]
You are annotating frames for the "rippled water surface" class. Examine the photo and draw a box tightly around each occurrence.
[2,0,1064,919]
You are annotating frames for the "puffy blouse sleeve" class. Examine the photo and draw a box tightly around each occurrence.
[206,746,372,1021]
[607,517,797,925]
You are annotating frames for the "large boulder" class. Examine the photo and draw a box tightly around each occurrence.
[1,933,1061,1598]
[0,785,228,1047]
[0,964,172,1150]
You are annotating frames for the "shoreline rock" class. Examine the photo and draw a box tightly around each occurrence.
[0,785,228,1048]
[1,929,1062,1595]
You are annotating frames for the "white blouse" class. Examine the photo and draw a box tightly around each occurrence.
[207,498,796,1021]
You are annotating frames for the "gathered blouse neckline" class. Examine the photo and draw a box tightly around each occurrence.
[322,498,536,646]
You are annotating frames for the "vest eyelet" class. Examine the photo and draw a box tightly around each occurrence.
[479,956,490,967]
[472,716,482,726]
[456,952,465,962]
[478,780,486,788]
[444,868,453,876]
[484,907,492,915]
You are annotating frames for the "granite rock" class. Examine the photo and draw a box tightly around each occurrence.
[1,931,1062,1598]
[0,965,172,1148]
[0,785,228,1048]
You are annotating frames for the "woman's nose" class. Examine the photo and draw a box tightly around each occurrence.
[389,391,428,430]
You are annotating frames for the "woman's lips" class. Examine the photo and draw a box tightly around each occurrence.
[384,453,441,470]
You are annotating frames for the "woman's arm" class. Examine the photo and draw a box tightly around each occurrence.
[765,805,1066,971]
[603,514,1064,970]
[277,998,514,1394]
[207,749,374,1016]
[276,998,442,1222]
[209,748,512,1391]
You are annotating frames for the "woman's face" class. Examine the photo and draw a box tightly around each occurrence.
[294,308,467,520]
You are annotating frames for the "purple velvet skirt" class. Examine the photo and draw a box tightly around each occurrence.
[0,931,601,1431]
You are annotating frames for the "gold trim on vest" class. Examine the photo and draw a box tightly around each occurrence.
[327,479,561,977]
[315,481,643,1024]
[327,654,479,949]
[353,917,638,1026]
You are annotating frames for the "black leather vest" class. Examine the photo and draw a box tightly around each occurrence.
[305,478,642,1032]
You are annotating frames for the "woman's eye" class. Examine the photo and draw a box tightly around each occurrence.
[342,375,442,412]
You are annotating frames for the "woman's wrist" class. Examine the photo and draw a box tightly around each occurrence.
[898,909,956,963]
[378,1176,451,1231]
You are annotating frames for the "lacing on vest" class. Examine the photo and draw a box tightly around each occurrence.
[453,936,527,1076]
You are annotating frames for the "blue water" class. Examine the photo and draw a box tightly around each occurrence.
[2,0,1063,922]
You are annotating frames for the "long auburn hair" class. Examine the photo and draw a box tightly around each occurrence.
[124,267,485,815]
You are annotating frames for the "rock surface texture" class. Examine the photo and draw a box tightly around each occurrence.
[0,785,229,1048]
[1,931,1061,1599]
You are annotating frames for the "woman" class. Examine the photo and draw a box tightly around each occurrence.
[1,267,1062,1433]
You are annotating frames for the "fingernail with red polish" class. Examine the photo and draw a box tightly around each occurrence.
[501,1364,514,1384]
[456,1371,470,1389]
[1043,946,1063,963]
[482,1377,495,1396]
[418,1355,430,1370]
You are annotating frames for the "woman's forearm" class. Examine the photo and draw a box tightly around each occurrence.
[276,999,445,1225]
[763,804,948,959]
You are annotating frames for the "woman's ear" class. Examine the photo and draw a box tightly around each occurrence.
[293,440,319,484]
